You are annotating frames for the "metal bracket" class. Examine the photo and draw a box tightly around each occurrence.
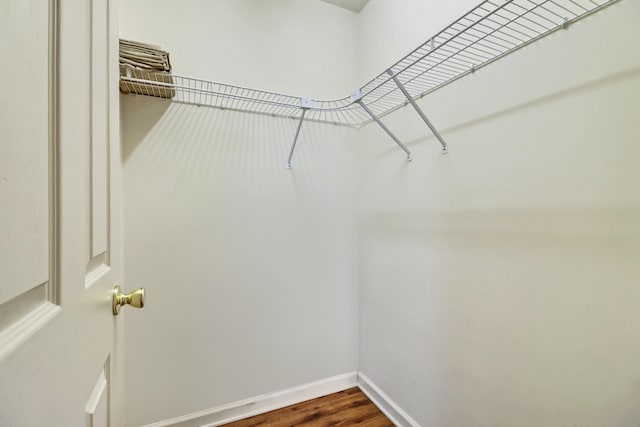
[354,90,412,162]
[386,68,448,154]
[286,98,314,169]
[351,89,363,103]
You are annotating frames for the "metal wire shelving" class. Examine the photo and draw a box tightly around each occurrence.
[120,0,619,166]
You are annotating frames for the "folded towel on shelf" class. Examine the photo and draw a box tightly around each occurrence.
[119,39,175,99]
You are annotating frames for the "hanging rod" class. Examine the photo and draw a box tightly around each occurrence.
[120,0,619,162]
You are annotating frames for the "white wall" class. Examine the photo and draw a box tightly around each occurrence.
[120,0,360,98]
[120,1,360,426]
[358,1,640,426]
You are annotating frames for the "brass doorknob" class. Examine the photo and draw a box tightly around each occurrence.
[112,285,145,315]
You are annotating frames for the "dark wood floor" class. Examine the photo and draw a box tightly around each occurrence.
[223,387,394,427]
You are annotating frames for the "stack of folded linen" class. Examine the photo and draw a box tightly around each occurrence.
[119,39,175,99]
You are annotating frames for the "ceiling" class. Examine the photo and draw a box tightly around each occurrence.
[320,0,370,13]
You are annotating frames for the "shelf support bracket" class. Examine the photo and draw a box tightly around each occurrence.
[287,98,313,169]
[386,68,448,154]
[352,90,412,162]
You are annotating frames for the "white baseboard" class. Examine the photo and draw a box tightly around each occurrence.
[357,372,420,427]
[141,372,358,427]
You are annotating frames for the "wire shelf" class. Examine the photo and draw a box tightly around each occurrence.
[120,0,617,127]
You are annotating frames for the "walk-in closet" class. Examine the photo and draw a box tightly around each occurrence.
[1,0,639,426]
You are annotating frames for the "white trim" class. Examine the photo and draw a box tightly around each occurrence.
[141,372,358,427]
[357,372,421,427]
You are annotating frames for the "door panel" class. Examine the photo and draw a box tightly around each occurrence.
[0,0,124,426]
[0,0,56,322]
[85,359,110,427]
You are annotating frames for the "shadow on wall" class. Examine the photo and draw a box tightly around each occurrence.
[121,65,640,175]
[428,65,640,147]
[372,65,640,155]
[120,94,359,199]
[121,95,171,162]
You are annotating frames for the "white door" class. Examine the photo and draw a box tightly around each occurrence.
[0,0,130,426]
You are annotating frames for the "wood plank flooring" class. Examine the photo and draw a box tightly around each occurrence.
[222,387,394,427]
